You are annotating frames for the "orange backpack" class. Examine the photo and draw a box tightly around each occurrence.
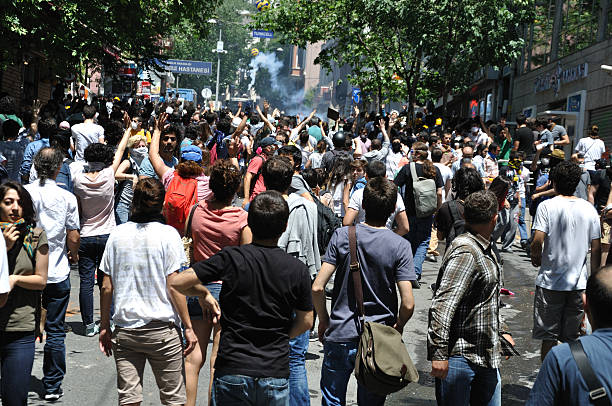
[163,171,198,235]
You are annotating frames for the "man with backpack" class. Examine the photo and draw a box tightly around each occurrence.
[242,136,280,208]
[312,177,416,405]
[393,141,443,288]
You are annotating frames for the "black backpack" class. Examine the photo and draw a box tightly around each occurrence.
[445,200,465,247]
[309,190,342,255]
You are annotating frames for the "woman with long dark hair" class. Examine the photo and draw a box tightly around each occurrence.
[0,182,49,404]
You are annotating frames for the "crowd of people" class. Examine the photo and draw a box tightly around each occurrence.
[0,90,610,406]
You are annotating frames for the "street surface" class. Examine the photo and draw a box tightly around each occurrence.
[26,242,541,405]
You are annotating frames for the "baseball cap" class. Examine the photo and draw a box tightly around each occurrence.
[259,136,281,147]
[181,145,203,162]
[548,149,565,160]
[59,121,70,130]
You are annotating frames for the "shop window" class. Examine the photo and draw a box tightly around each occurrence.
[559,0,599,58]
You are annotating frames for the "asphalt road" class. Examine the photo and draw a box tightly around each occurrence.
[25,242,542,405]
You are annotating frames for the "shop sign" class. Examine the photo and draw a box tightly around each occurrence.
[534,62,588,95]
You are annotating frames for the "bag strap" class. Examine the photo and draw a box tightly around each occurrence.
[448,200,461,222]
[410,162,419,185]
[349,226,365,328]
[184,203,199,238]
[569,340,611,406]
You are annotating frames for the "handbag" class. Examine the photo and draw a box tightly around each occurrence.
[182,203,199,265]
[349,226,419,395]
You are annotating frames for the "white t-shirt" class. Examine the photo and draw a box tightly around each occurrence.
[0,236,9,294]
[348,189,405,229]
[575,137,605,170]
[434,162,453,201]
[330,180,346,217]
[533,196,600,291]
[100,222,187,329]
[25,180,80,284]
[385,151,403,180]
[71,121,104,162]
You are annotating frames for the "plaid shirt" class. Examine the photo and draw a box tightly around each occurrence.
[427,231,504,368]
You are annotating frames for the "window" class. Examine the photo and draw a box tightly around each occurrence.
[559,0,599,58]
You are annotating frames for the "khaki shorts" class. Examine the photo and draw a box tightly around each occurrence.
[112,321,186,405]
[602,220,611,245]
[532,286,584,342]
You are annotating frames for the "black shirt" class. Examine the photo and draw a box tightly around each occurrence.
[393,162,443,217]
[435,200,465,241]
[513,126,534,159]
[592,169,610,211]
[193,244,313,378]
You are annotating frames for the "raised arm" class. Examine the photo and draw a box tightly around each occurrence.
[255,105,276,132]
[111,112,133,173]
[295,109,317,134]
[148,112,171,178]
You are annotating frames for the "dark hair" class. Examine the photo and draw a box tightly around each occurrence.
[489,142,499,153]
[83,143,114,166]
[51,128,72,154]
[278,145,302,171]
[0,96,16,115]
[586,267,612,328]
[550,160,582,196]
[209,159,241,202]
[263,156,293,193]
[33,147,64,186]
[316,140,327,153]
[363,177,396,224]
[590,125,599,138]
[516,113,526,125]
[302,168,318,189]
[1,119,20,140]
[464,190,498,225]
[489,175,511,210]
[452,167,485,200]
[366,160,386,178]
[0,182,36,227]
[412,142,437,178]
[431,148,443,163]
[248,191,289,240]
[349,159,367,172]
[130,178,166,223]
[184,124,200,141]
[102,120,124,147]
[83,104,96,119]
[327,156,351,188]
[216,118,232,136]
[160,124,182,156]
[38,117,57,140]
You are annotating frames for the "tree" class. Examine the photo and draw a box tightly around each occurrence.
[1,0,220,80]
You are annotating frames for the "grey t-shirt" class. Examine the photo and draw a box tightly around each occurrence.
[323,224,416,342]
[289,174,312,197]
[573,171,591,201]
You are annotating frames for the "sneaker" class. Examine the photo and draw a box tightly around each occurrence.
[44,389,63,401]
[85,322,99,337]
[309,331,318,342]
[426,254,437,263]
[411,279,421,289]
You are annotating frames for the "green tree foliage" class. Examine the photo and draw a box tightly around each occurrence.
[1,0,220,76]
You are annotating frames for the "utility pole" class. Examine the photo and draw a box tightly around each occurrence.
[214,27,227,108]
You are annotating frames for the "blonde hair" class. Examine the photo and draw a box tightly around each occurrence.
[127,134,147,149]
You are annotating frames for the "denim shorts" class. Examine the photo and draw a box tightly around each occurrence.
[186,283,221,320]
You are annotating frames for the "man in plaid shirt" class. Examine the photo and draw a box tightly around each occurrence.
[428,190,514,406]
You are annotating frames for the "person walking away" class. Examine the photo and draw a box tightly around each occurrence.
[184,160,251,406]
[242,136,280,207]
[25,148,79,401]
[429,190,515,406]
[313,177,416,405]
[0,182,49,405]
[171,191,314,406]
[98,178,197,406]
[530,161,601,362]
[71,104,105,162]
[20,117,57,184]
[0,119,27,183]
[393,142,443,288]
[526,266,612,405]
[574,125,605,175]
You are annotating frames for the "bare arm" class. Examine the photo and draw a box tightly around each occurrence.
[394,280,415,332]
[240,226,253,245]
[99,274,113,355]
[437,187,443,209]
[242,172,254,206]
[554,134,570,146]
[148,112,171,179]
[115,159,138,187]
[312,262,335,341]
[111,116,132,173]
[289,309,314,339]
[66,229,80,264]
[167,272,196,355]
[343,208,358,226]
[591,238,602,274]
[294,109,316,134]
[394,211,410,236]
[255,105,276,132]
[530,230,546,267]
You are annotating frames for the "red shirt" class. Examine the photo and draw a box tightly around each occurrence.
[247,154,267,201]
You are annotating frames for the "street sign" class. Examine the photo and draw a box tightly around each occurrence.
[352,88,361,104]
[201,88,212,99]
[252,30,274,39]
[156,59,213,75]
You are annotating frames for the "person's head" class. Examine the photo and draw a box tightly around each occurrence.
[1,119,20,141]
[248,191,289,241]
[535,119,547,131]
[83,143,114,167]
[38,117,57,140]
[299,129,309,144]
[349,159,367,182]
[550,160,582,196]
[548,148,566,168]
[131,116,143,131]
[127,134,147,149]
[50,128,72,155]
[431,148,443,163]
[102,120,124,147]
[462,146,474,159]
[302,168,318,190]
[259,136,280,157]
[209,159,241,203]
[584,266,612,330]
[429,135,440,149]
[516,113,526,126]
[0,182,35,227]
[489,175,512,211]
[130,178,166,222]
[442,132,452,145]
[371,138,382,151]
[590,125,600,138]
[391,137,402,153]
[82,104,96,120]
[160,124,181,157]
[363,177,396,225]
[475,143,487,158]
[328,156,352,187]
[463,190,498,233]
[366,160,386,179]
[278,145,302,172]
[332,131,347,149]
[262,156,293,193]
[316,140,327,153]
[488,143,499,156]
[33,147,64,186]
[184,124,200,141]
[452,167,485,200]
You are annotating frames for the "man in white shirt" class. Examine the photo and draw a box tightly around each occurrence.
[574,125,605,171]
[71,104,104,162]
[531,161,601,363]
[25,147,80,400]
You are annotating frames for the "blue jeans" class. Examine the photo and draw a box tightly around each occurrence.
[212,374,289,406]
[320,341,386,406]
[518,197,528,242]
[289,331,310,406]
[435,355,501,406]
[42,277,71,394]
[405,216,433,279]
[0,331,35,405]
[114,201,130,225]
[78,234,109,326]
